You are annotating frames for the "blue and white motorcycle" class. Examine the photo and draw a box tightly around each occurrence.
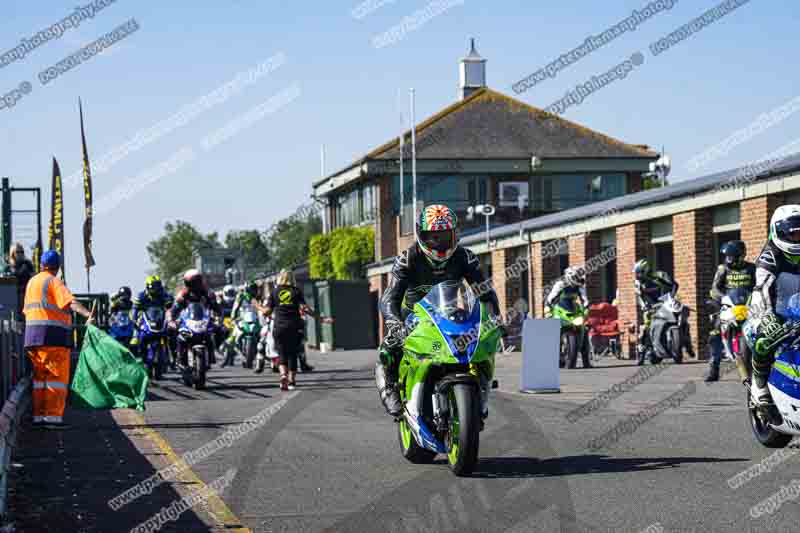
[745,294,800,448]
[177,303,213,390]
[137,306,169,381]
[109,310,134,349]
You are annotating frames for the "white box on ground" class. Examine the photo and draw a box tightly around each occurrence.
[520,318,561,393]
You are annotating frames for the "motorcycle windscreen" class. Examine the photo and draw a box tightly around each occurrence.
[184,303,209,322]
[145,307,164,324]
[419,280,482,361]
[775,273,800,321]
[724,287,750,307]
[557,296,579,313]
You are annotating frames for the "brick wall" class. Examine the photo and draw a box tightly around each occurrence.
[616,222,651,357]
[673,210,714,358]
[568,232,602,303]
[491,249,508,315]
[375,178,396,261]
[741,195,783,262]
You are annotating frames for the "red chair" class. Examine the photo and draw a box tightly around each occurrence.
[587,303,622,359]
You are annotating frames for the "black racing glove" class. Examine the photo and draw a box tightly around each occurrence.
[384,319,408,348]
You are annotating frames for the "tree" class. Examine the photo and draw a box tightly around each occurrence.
[225,230,271,275]
[146,221,220,289]
[266,213,322,271]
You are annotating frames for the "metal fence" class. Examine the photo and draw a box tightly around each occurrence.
[0,316,28,411]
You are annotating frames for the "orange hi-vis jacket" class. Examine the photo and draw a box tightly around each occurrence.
[23,271,75,348]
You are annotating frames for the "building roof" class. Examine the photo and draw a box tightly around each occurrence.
[366,151,800,268]
[314,88,657,189]
[460,152,800,246]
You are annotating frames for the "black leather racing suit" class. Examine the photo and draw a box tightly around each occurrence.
[750,240,800,386]
[378,244,500,370]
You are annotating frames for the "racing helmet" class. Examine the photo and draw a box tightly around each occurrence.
[117,286,132,300]
[416,204,458,268]
[720,240,746,267]
[564,266,585,287]
[183,268,205,292]
[770,205,800,258]
[222,284,236,304]
[145,275,163,296]
[632,259,650,281]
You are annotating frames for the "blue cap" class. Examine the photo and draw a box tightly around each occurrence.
[41,250,61,269]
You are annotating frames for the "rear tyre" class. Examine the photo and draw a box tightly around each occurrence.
[398,418,436,464]
[564,332,579,369]
[446,383,481,476]
[749,389,793,448]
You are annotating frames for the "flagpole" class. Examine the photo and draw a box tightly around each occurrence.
[399,111,404,234]
[410,88,417,241]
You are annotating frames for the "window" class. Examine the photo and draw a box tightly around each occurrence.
[650,217,673,278]
[533,173,626,212]
[599,229,617,303]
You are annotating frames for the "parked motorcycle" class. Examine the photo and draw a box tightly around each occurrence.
[237,303,261,369]
[177,303,213,390]
[550,298,590,369]
[743,293,800,448]
[647,293,687,364]
[109,310,134,349]
[390,280,502,476]
[137,306,169,380]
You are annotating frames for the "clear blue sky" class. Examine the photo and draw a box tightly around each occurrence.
[1,0,796,294]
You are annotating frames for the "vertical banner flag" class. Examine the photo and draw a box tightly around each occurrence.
[79,99,96,271]
[50,157,64,279]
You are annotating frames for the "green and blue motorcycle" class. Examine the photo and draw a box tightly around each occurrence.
[549,297,590,369]
[396,280,502,476]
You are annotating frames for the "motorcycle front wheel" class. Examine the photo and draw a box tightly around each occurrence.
[670,328,683,364]
[398,418,436,464]
[563,331,579,369]
[445,383,481,476]
[749,389,792,448]
[245,337,257,368]
[193,348,207,390]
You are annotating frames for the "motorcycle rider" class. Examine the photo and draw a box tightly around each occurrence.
[705,240,756,382]
[130,276,174,356]
[168,269,223,367]
[633,259,680,365]
[223,280,266,368]
[544,266,591,368]
[749,206,800,406]
[218,285,238,366]
[110,286,133,314]
[376,204,502,417]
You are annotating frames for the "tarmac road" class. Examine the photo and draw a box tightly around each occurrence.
[56,350,800,532]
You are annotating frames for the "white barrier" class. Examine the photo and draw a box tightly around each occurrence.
[520,319,561,393]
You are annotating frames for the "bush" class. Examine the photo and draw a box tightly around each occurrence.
[309,226,374,280]
[309,233,333,279]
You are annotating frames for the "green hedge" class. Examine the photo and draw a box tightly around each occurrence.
[309,226,374,280]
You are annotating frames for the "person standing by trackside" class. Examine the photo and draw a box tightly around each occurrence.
[262,270,325,390]
[23,250,94,428]
[4,242,35,321]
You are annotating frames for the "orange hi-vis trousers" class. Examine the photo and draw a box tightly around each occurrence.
[27,346,71,423]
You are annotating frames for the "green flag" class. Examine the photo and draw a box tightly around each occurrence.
[69,324,149,411]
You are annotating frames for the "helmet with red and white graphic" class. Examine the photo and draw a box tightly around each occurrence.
[416,204,458,267]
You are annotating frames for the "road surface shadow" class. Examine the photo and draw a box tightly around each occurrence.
[471,454,747,479]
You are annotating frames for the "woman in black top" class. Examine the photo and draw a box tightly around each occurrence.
[264,270,315,391]
[4,243,34,320]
